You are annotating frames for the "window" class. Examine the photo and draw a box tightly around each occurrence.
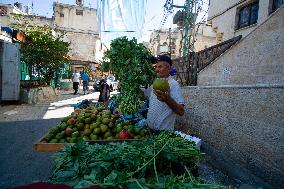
[271,0,284,13]
[0,6,8,16]
[236,1,259,29]
[60,13,64,17]
[76,9,83,16]
[76,0,83,6]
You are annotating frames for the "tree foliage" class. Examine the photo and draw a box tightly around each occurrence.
[20,25,70,85]
[21,27,69,84]
[8,15,71,85]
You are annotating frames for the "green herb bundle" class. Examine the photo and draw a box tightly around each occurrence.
[101,37,156,114]
[49,131,223,188]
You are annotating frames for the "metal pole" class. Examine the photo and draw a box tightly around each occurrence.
[157,33,160,55]
[182,0,191,57]
[169,27,171,58]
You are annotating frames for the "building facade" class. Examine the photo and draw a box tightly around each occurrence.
[207,0,284,41]
[0,1,100,73]
[0,2,26,15]
[191,23,217,51]
[148,23,218,58]
[53,2,99,71]
[148,28,179,58]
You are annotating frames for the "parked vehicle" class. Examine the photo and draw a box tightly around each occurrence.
[106,76,119,91]
[93,76,119,92]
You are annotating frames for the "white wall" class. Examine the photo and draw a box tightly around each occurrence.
[178,85,284,189]
[208,0,273,41]
[198,6,284,86]
[208,0,240,19]
[193,23,217,51]
[66,32,98,62]
[53,3,99,63]
[53,3,99,34]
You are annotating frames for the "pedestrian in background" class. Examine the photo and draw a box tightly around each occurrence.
[72,70,80,95]
[98,78,110,104]
[82,71,90,94]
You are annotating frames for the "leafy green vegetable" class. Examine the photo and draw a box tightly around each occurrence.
[101,37,156,114]
[49,132,224,188]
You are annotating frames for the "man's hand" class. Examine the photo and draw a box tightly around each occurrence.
[154,89,170,102]
[154,89,184,116]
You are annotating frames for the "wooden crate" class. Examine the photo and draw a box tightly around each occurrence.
[33,134,145,152]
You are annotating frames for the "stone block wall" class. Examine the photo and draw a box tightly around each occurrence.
[59,79,73,90]
[20,86,57,104]
[177,85,284,189]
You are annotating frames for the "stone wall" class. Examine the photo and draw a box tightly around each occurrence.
[53,3,99,63]
[177,85,284,188]
[64,32,98,62]
[199,6,284,86]
[53,3,99,33]
[20,86,57,104]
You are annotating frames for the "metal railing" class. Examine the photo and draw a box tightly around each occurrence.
[172,35,242,86]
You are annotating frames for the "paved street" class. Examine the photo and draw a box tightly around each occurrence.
[0,88,102,122]
[0,118,59,188]
[0,88,110,188]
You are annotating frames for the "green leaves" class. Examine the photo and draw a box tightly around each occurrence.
[48,132,222,188]
[101,37,155,114]
[20,26,70,84]
[104,171,118,184]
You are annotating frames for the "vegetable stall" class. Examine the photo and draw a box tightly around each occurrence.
[33,37,224,188]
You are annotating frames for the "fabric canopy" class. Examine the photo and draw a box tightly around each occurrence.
[97,0,146,44]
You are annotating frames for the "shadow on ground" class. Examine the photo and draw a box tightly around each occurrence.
[0,118,60,188]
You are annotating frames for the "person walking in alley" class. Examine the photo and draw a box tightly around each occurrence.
[146,55,185,134]
[72,70,80,95]
[82,71,90,95]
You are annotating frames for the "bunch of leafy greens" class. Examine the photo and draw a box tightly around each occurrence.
[49,131,223,188]
[100,37,155,114]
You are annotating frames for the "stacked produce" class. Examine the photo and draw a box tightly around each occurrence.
[49,132,223,188]
[41,104,150,144]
